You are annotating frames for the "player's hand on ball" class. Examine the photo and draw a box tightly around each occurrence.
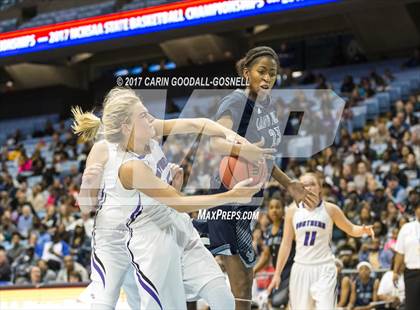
[267,275,281,294]
[239,137,276,162]
[287,180,319,208]
[81,163,104,189]
[169,163,184,192]
[231,178,264,203]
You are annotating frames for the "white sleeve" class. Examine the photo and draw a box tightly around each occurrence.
[377,272,392,296]
[394,224,407,254]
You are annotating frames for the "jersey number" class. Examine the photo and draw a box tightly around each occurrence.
[303,231,317,246]
[268,126,281,147]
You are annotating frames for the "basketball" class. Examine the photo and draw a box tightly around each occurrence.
[219,156,267,189]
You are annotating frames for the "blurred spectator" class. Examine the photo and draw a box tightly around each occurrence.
[370,70,387,91]
[385,175,407,205]
[349,262,379,310]
[68,271,83,283]
[28,184,46,213]
[389,117,408,141]
[56,255,88,283]
[17,204,33,238]
[69,224,91,267]
[377,256,405,310]
[359,77,375,98]
[0,210,17,243]
[36,259,56,283]
[30,150,45,175]
[401,154,419,188]
[42,204,58,228]
[11,246,36,284]
[336,259,351,308]
[7,232,24,262]
[0,247,11,282]
[405,188,419,216]
[340,75,356,95]
[41,232,70,271]
[17,152,32,175]
[58,197,75,230]
[28,266,42,286]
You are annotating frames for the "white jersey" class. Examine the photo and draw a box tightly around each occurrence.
[125,139,177,230]
[292,201,335,265]
[94,140,138,231]
[95,139,174,231]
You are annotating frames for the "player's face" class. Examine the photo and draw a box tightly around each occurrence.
[268,199,283,222]
[300,174,321,198]
[245,56,277,99]
[130,103,156,146]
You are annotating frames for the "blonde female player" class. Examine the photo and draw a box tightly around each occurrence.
[267,173,375,310]
[73,87,266,310]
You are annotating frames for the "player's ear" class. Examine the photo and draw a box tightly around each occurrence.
[243,67,250,82]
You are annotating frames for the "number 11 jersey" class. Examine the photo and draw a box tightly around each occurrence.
[292,201,335,265]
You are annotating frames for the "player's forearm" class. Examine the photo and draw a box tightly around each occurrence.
[200,118,241,139]
[166,191,235,213]
[272,164,292,189]
[349,225,368,237]
[77,188,98,214]
[210,136,242,157]
[273,242,292,276]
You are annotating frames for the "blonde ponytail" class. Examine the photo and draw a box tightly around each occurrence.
[71,106,101,142]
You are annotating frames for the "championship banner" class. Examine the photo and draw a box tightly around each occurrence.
[0,0,339,58]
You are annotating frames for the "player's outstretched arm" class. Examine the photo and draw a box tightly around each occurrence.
[325,202,375,239]
[78,141,108,214]
[152,117,250,144]
[267,205,296,293]
[119,160,262,213]
[209,115,276,162]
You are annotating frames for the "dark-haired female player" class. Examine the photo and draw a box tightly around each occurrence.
[198,46,319,309]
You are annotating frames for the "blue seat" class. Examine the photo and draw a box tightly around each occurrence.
[388,86,401,102]
[364,99,379,120]
[350,106,367,130]
[375,92,390,113]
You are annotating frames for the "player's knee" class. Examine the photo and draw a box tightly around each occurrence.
[231,275,252,298]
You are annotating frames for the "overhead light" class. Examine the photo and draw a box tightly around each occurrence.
[165,61,176,70]
[114,69,129,77]
[130,66,143,75]
[148,64,161,72]
[69,52,93,64]
[292,71,303,78]
[253,24,269,35]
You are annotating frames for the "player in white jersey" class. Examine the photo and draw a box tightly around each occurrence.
[73,87,265,310]
[76,139,142,310]
[268,173,375,310]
